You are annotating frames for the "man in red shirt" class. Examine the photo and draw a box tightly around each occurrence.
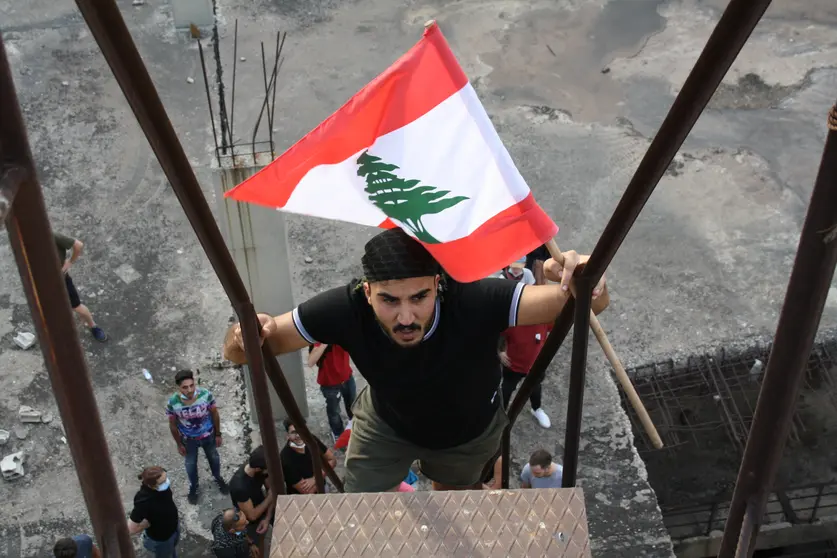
[499,319,551,429]
[307,343,357,442]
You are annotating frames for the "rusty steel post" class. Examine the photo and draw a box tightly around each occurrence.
[69,0,342,493]
[237,304,286,495]
[562,279,593,487]
[718,103,837,558]
[68,0,286,494]
[504,0,773,477]
[0,32,135,557]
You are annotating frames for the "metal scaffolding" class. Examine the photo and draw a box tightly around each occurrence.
[1,0,836,554]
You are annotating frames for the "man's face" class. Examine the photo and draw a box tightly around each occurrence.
[178,378,196,400]
[231,512,248,533]
[364,275,439,347]
[530,464,549,478]
[287,426,303,445]
[506,263,525,279]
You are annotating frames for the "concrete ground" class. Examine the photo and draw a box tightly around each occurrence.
[0,0,835,556]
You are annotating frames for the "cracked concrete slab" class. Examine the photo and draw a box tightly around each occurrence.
[1,0,835,555]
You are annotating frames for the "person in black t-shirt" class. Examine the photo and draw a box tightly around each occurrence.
[223,228,609,493]
[280,419,336,494]
[127,466,180,557]
[228,446,273,548]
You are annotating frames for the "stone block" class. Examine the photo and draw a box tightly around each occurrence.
[18,406,41,423]
[1,452,24,480]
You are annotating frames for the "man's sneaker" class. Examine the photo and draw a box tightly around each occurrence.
[90,326,108,342]
[187,486,198,505]
[531,408,551,429]
[215,477,229,495]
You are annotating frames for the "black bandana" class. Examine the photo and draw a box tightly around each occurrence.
[361,228,440,282]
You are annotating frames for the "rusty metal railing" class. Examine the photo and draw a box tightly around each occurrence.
[1,0,835,554]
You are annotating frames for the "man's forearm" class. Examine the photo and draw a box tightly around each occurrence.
[518,283,609,326]
[253,496,273,518]
[211,409,221,434]
[168,423,182,446]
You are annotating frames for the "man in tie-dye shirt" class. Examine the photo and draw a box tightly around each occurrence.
[166,369,229,504]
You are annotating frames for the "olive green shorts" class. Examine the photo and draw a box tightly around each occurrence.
[344,387,508,493]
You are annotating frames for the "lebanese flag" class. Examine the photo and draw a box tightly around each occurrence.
[225,22,557,282]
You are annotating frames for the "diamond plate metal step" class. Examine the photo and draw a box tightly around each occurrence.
[270,488,591,557]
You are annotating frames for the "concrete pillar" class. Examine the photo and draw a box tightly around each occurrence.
[214,161,309,421]
[170,0,214,28]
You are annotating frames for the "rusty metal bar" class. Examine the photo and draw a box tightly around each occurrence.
[197,39,221,168]
[238,303,286,495]
[0,32,135,557]
[577,0,773,288]
[719,102,837,558]
[562,279,593,487]
[69,0,291,498]
[504,0,773,446]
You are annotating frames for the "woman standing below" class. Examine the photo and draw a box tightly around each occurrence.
[128,466,180,557]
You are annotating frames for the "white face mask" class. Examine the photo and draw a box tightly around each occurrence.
[289,441,306,449]
[507,267,523,278]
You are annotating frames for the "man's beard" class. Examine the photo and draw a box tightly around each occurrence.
[376,312,435,346]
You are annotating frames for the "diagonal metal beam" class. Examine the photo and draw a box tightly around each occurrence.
[69,0,341,496]
[0,32,135,557]
[502,0,774,487]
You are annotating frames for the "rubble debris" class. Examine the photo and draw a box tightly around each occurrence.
[13,426,27,440]
[142,369,153,383]
[18,405,42,423]
[13,332,36,350]
[304,256,313,264]
[239,56,246,62]
[186,77,195,84]
[61,81,69,87]
[132,0,145,5]
[0,431,8,446]
[41,412,53,424]
[1,452,24,480]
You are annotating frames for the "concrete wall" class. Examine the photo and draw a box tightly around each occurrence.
[214,161,308,421]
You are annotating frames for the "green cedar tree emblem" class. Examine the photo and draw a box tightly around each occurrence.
[356,150,469,244]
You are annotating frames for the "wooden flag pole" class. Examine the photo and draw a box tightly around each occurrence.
[546,239,663,449]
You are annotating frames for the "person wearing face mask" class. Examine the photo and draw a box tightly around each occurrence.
[211,508,260,558]
[128,466,180,557]
[280,419,337,494]
[166,369,229,505]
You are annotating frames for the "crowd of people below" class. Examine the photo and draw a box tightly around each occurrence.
[51,229,597,557]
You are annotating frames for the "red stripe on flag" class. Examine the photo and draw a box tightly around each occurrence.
[226,24,468,207]
[423,194,558,283]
